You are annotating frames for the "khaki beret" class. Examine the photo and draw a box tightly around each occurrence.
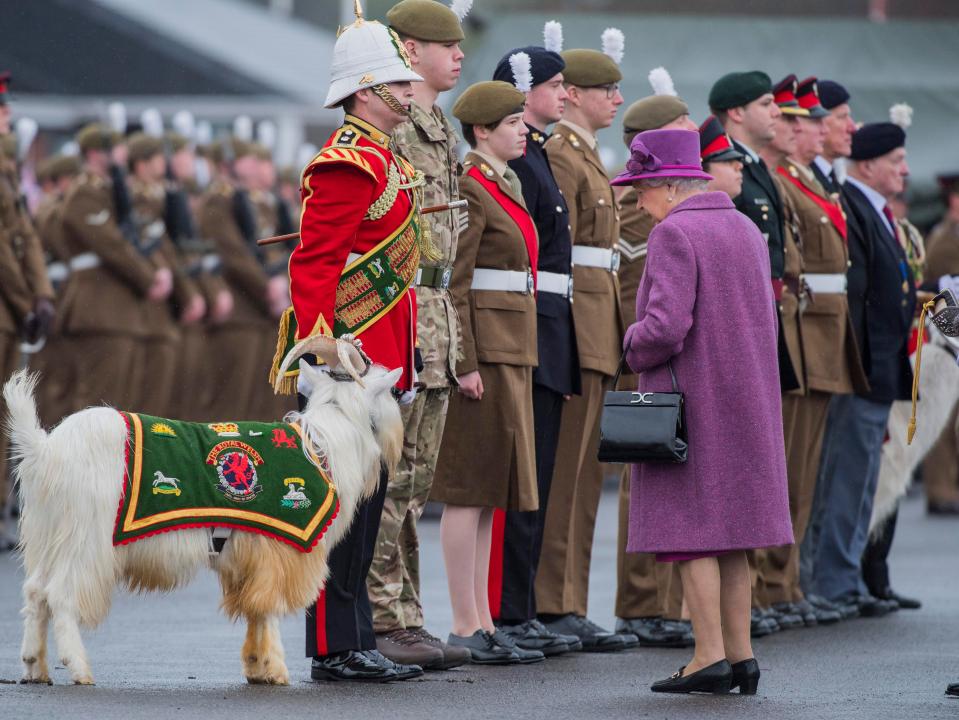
[388,0,464,43]
[38,154,81,182]
[708,71,772,112]
[622,96,689,146]
[561,49,621,88]
[252,143,273,161]
[77,123,121,152]
[127,132,164,164]
[452,81,526,126]
[165,131,191,153]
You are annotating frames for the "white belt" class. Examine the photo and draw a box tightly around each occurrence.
[804,273,847,294]
[46,262,69,283]
[572,245,620,272]
[69,252,100,271]
[538,271,573,299]
[470,268,534,295]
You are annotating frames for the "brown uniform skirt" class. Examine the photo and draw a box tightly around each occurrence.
[430,361,537,511]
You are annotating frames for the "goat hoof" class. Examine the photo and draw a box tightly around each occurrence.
[72,676,95,686]
[20,676,52,685]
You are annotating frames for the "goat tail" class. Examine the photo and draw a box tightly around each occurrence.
[3,369,47,465]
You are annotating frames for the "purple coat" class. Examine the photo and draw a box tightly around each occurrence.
[625,192,793,553]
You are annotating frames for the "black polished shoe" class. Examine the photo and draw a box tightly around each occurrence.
[946,682,959,697]
[766,605,803,629]
[447,630,519,665]
[541,614,632,653]
[490,629,546,663]
[497,621,570,657]
[616,617,694,648]
[650,659,732,694]
[730,658,760,695]
[750,608,778,638]
[874,587,921,610]
[310,649,422,682]
[773,602,816,628]
[529,618,582,652]
[835,593,893,618]
[928,499,959,515]
[794,597,841,625]
[407,627,472,670]
[808,593,858,620]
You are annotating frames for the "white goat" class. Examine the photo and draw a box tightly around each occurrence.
[4,336,403,687]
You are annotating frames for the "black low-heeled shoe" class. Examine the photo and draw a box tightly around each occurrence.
[730,658,760,695]
[650,659,732,694]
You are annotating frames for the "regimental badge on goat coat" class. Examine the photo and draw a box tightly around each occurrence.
[114,412,339,552]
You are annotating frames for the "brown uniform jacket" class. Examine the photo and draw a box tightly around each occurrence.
[613,187,654,386]
[130,178,199,340]
[0,155,53,334]
[773,171,807,395]
[197,180,271,327]
[452,153,537,375]
[922,219,959,282]
[779,160,868,395]
[546,122,622,376]
[58,171,155,336]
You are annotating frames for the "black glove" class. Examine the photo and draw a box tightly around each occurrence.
[23,297,55,344]
[414,347,425,373]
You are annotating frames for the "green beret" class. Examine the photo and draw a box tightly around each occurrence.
[77,123,120,152]
[561,49,622,88]
[622,96,689,146]
[388,0,464,43]
[127,132,164,164]
[452,81,526,126]
[708,71,772,111]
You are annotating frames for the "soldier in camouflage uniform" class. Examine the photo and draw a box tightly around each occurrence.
[364,0,470,671]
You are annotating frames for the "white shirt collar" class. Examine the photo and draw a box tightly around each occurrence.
[736,140,760,164]
[813,156,833,178]
[845,175,894,236]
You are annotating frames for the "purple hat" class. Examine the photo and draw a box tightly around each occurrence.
[611,129,712,186]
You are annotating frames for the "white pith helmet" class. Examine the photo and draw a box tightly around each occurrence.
[324,0,424,109]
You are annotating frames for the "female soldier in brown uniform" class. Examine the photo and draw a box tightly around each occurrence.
[431,81,541,664]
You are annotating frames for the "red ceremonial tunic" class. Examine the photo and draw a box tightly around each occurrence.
[289,115,417,391]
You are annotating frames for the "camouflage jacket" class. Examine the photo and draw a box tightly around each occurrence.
[392,101,462,388]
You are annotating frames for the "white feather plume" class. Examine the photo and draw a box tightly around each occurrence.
[601,27,625,65]
[297,143,319,171]
[543,20,563,53]
[648,66,677,97]
[449,0,472,22]
[107,102,127,134]
[233,115,253,142]
[60,140,80,158]
[140,108,164,138]
[172,110,195,140]
[509,52,533,93]
[889,102,913,129]
[195,120,213,146]
[257,120,278,150]
[15,117,38,161]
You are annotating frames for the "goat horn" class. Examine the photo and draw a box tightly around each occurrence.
[273,334,341,393]
[335,340,369,387]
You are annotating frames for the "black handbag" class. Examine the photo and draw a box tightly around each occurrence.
[597,348,688,464]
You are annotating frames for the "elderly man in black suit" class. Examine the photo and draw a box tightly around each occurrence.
[808,121,915,616]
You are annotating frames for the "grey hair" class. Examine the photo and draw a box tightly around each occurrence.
[635,177,709,193]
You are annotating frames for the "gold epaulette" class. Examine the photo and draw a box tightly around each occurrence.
[305,147,378,183]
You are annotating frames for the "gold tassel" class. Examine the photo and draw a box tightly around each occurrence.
[907,299,935,444]
[269,307,295,394]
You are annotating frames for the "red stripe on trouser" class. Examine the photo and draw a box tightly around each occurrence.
[488,508,507,620]
[314,589,328,656]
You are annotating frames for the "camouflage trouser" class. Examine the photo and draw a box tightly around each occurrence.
[368,386,451,632]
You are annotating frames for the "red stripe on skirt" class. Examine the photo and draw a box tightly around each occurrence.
[314,589,328,656]
[487,509,507,619]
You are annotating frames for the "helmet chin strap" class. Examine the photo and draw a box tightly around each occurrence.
[371,84,409,117]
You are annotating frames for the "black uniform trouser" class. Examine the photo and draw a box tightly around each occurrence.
[861,505,898,597]
[299,381,389,657]
[495,384,565,623]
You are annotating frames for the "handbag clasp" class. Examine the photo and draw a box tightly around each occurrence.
[630,392,654,404]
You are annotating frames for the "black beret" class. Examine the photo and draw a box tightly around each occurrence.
[708,71,772,111]
[818,80,850,110]
[493,46,565,88]
[850,122,905,161]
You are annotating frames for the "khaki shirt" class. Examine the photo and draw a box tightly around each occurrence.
[546,122,623,376]
[391,101,461,388]
[0,154,53,334]
[924,219,959,282]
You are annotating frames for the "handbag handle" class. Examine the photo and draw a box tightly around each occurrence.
[612,343,680,393]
